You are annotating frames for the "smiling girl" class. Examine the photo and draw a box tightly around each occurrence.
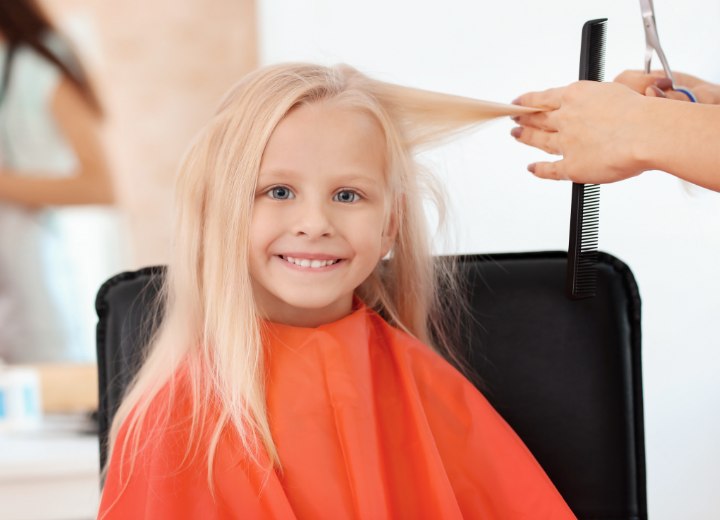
[99,63,574,519]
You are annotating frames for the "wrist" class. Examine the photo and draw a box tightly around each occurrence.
[627,96,659,174]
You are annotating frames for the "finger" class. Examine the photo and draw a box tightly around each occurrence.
[528,160,567,180]
[614,69,667,93]
[513,86,564,110]
[644,85,667,98]
[653,77,672,90]
[512,111,557,132]
[511,126,561,155]
[675,72,705,88]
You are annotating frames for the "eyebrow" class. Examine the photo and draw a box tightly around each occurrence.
[257,168,301,181]
[258,168,382,185]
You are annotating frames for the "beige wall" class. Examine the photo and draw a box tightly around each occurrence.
[42,0,258,267]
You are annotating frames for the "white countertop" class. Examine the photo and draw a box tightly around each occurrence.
[0,414,100,520]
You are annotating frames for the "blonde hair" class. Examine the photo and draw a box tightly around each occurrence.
[103,63,536,498]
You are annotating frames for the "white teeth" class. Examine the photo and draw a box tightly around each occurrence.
[284,256,339,268]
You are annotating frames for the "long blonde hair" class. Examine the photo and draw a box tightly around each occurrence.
[104,63,536,493]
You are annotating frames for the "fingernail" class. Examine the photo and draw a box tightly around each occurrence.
[510,127,523,138]
[511,97,521,105]
[510,115,519,122]
[646,85,667,98]
[654,77,672,90]
[527,163,536,173]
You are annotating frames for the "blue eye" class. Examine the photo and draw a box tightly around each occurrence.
[334,190,360,203]
[268,186,294,200]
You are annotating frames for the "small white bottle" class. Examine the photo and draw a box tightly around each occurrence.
[0,361,42,432]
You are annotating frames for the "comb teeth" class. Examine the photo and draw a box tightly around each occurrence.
[567,183,600,299]
[579,19,607,82]
[586,29,606,82]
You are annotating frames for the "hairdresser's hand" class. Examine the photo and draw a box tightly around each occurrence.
[511,81,651,183]
[614,70,720,104]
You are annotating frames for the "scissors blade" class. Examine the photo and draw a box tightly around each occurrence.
[640,0,655,18]
[639,0,675,85]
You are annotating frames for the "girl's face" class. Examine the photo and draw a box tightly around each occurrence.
[249,101,395,327]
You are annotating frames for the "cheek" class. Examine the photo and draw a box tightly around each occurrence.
[249,206,275,248]
[248,223,274,275]
[354,213,390,258]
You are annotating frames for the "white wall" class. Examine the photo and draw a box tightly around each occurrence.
[258,1,720,517]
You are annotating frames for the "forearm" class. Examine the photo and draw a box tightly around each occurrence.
[0,77,117,209]
[0,171,115,208]
[636,98,720,191]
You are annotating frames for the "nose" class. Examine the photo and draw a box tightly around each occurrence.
[292,197,334,238]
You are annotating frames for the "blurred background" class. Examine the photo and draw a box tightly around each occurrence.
[0,0,718,518]
[0,1,257,518]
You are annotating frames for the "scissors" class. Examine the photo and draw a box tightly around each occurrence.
[640,0,697,101]
[640,0,674,83]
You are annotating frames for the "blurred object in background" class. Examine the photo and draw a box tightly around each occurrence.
[0,0,118,364]
[0,362,42,432]
[53,0,259,267]
[30,362,97,413]
[1,0,258,365]
[0,2,257,518]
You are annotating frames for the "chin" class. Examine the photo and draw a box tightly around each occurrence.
[280,292,351,314]
[285,296,346,312]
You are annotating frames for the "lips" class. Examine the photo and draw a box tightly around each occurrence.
[278,255,342,269]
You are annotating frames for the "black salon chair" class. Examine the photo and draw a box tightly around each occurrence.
[95,251,646,520]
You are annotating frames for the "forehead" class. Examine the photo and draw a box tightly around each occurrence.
[260,101,386,181]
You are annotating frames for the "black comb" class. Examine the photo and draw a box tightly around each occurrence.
[566,18,606,300]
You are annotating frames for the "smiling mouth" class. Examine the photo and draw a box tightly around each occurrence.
[279,255,343,269]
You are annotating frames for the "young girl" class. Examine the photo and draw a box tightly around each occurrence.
[99,63,575,519]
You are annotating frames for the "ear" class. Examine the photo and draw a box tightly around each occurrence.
[380,209,398,258]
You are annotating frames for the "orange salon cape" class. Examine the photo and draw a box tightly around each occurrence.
[99,303,575,519]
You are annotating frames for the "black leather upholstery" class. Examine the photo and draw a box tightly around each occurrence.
[95,251,646,519]
[95,265,164,472]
